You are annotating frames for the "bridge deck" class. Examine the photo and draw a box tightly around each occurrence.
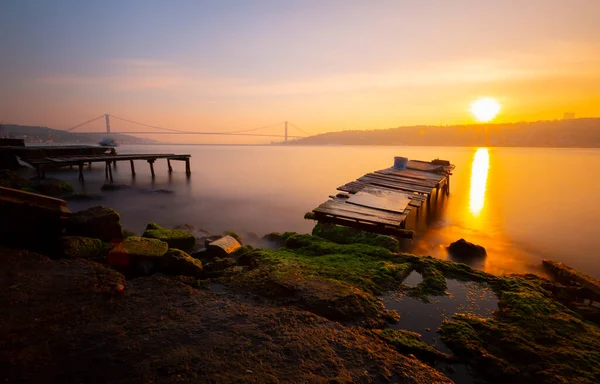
[25,153,191,181]
[311,159,454,238]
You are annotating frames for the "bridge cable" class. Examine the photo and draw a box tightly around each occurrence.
[287,122,311,136]
[65,114,106,132]
[109,114,286,135]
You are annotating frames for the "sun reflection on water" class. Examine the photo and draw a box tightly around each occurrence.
[469,148,490,217]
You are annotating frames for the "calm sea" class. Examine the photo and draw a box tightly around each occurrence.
[56,145,599,278]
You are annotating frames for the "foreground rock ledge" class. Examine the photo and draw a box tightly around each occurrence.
[0,247,449,384]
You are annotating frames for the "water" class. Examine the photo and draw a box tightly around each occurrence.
[44,144,600,278]
[383,277,499,384]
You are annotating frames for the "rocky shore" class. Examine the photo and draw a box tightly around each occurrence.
[1,174,600,383]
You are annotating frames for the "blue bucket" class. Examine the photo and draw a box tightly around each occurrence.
[393,156,408,169]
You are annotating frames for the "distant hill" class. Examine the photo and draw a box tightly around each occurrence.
[0,124,159,145]
[291,118,600,148]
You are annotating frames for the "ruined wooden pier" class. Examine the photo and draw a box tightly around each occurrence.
[309,158,454,239]
[23,151,191,181]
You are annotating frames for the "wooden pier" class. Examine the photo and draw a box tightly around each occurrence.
[309,158,454,238]
[24,152,191,181]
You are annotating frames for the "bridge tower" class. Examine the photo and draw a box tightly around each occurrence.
[284,121,288,143]
[105,114,111,134]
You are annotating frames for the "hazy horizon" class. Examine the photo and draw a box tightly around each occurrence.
[2,0,600,144]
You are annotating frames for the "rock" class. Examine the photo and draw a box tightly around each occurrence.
[107,236,168,272]
[223,231,243,244]
[142,222,196,252]
[140,188,174,194]
[64,193,103,201]
[159,249,204,278]
[425,328,430,332]
[444,365,456,374]
[32,178,73,196]
[261,232,287,249]
[312,223,400,252]
[68,206,123,242]
[59,236,104,259]
[204,257,236,273]
[205,235,241,258]
[101,183,130,191]
[447,238,486,259]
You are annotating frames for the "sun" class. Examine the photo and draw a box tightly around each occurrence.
[470,97,501,122]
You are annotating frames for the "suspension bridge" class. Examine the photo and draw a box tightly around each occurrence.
[66,114,310,143]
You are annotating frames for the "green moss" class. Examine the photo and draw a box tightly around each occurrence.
[58,181,73,193]
[60,236,104,259]
[20,185,40,194]
[223,231,243,244]
[64,192,102,201]
[122,229,136,239]
[439,274,600,383]
[142,223,196,252]
[312,223,400,252]
[112,236,168,258]
[160,248,204,278]
[374,329,455,363]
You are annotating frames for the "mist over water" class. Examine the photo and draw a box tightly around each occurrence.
[53,145,600,278]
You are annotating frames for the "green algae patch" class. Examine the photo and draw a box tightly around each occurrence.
[108,236,168,269]
[59,236,104,259]
[312,223,400,252]
[373,329,455,364]
[440,274,600,383]
[142,222,196,252]
[160,249,204,278]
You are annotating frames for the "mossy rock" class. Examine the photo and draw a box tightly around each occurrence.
[374,329,455,363]
[68,205,123,242]
[142,222,196,252]
[439,274,600,383]
[223,231,243,244]
[122,229,136,239]
[59,236,104,259]
[108,236,168,271]
[159,249,204,278]
[312,223,400,252]
[32,178,73,196]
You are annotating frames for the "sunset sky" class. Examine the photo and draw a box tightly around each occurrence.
[1,0,599,143]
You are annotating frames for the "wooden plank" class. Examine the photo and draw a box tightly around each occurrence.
[0,186,69,210]
[367,172,438,188]
[313,213,414,239]
[378,167,445,182]
[314,200,405,227]
[338,181,428,202]
[543,260,600,296]
[347,187,411,214]
[358,176,433,194]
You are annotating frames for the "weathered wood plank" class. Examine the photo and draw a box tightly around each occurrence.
[543,260,600,296]
[378,167,445,182]
[347,186,411,214]
[358,176,433,194]
[337,181,428,202]
[368,172,438,188]
[312,213,414,239]
[314,200,406,227]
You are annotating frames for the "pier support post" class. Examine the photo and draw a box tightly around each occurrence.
[130,160,136,176]
[113,160,117,169]
[148,160,155,178]
[185,159,191,175]
[167,159,173,173]
[105,161,113,181]
[78,163,84,182]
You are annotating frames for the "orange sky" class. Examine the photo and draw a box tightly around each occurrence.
[1,1,599,144]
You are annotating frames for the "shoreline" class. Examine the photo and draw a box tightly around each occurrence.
[1,180,599,383]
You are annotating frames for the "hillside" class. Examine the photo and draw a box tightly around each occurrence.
[292,118,600,148]
[0,124,159,145]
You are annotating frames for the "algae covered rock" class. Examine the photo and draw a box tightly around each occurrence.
[68,205,123,242]
[447,238,486,259]
[374,329,455,363]
[312,223,400,252]
[159,249,204,278]
[108,236,168,271]
[142,222,196,252]
[59,236,104,259]
[32,178,73,196]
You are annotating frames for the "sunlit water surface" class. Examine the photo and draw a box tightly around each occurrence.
[48,145,600,278]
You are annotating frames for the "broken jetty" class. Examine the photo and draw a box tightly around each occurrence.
[308,157,454,239]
